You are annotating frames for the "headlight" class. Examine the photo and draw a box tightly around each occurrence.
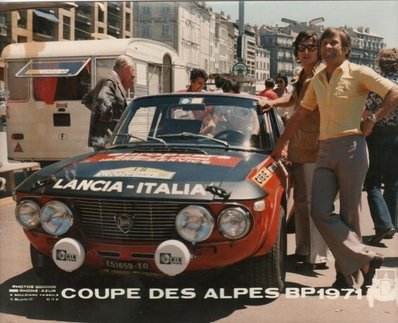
[218,207,251,240]
[40,201,73,236]
[175,205,214,243]
[15,200,40,229]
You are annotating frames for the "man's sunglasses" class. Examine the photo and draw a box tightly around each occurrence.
[297,44,318,52]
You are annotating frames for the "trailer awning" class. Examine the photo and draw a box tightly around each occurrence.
[16,58,90,78]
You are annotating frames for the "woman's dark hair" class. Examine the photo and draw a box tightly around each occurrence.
[293,31,321,62]
[320,27,352,58]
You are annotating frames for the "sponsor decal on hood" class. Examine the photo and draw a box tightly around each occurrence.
[81,153,241,168]
[94,167,175,180]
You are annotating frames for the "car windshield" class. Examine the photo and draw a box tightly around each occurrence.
[110,94,268,151]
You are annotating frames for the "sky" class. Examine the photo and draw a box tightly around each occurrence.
[207,0,398,48]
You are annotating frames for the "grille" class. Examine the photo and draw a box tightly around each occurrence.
[75,199,180,241]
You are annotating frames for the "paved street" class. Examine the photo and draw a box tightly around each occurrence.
[0,194,397,323]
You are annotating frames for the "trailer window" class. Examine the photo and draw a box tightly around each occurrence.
[7,61,29,101]
[10,58,91,104]
[96,58,114,83]
[31,62,91,103]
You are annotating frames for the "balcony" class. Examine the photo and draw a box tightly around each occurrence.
[76,10,92,25]
[277,56,294,62]
[108,2,121,11]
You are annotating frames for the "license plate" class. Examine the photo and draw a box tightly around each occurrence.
[104,260,150,271]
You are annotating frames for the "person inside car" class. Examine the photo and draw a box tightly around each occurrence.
[212,79,260,145]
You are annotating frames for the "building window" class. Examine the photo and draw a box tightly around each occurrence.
[143,6,151,16]
[17,10,27,29]
[162,24,170,38]
[98,10,104,22]
[32,10,58,38]
[161,5,170,16]
[97,3,105,22]
[63,16,71,40]
[17,35,27,43]
[142,25,150,38]
[125,13,131,31]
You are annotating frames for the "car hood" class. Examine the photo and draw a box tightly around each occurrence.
[17,150,270,201]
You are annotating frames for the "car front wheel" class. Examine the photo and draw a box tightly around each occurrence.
[233,206,287,291]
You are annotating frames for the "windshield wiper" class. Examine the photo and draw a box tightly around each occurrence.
[148,136,168,146]
[113,134,168,146]
[158,132,230,148]
[114,133,146,142]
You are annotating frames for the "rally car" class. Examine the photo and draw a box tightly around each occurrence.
[14,93,290,290]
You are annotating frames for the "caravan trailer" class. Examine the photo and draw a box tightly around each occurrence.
[1,38,187,163]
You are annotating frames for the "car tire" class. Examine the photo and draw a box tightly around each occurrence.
[235,206,287,291]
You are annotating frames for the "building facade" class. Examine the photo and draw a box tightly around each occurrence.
[0,2,134,46]
[349,27,385,71]
[259,26,295,79]
[0,2,387,89]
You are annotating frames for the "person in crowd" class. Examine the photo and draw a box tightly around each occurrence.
[213,75,226,92]
[82,55,136,150]
[178,68,208,93]
[274,74,289,97]
[221,78,241,94]
[261,31,330,271]
[258,78,278,99]
[273,74,293,123]
[271,27,398,292]
[177,68,212,133]
[364,48,398,245]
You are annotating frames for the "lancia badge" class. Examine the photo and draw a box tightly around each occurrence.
[115,214,134,233]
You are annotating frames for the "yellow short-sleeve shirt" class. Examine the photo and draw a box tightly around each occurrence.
[301,60,394,140]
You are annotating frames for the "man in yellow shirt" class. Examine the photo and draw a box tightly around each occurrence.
[272,27,398,292]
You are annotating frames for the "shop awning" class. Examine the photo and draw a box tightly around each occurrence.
[32,9,59,23]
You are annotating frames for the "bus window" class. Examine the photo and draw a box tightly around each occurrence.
[7,61,29,101]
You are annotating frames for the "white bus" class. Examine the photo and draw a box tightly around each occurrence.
[2,38,188,163]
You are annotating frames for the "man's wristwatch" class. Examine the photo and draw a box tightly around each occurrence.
[367,113,377,123]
